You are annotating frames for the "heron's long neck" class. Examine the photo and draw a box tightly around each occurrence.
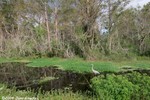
[92,66,94,70]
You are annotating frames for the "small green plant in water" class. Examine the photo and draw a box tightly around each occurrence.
[38,76,58,84]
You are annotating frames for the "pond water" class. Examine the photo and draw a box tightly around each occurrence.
[0,62,149,92]
[0,62,93,92]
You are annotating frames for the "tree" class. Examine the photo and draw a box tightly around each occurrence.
[76,0,102,46]
[103,0,130,54]
[136,2,150,55]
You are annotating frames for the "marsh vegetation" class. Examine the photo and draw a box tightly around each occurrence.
[0,58,150,99]
[0,0,150,99]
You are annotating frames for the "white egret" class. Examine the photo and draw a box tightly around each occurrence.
[91,64,100,74]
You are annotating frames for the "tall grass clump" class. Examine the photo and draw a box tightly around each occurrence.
[0,84,95,100]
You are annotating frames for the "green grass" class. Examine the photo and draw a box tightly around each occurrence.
[0,57,150,73]
[118,60,150,69]
[26,57,119,73]
[0,58,30,63]
[130,61,150,69]
[0,84,94,100]
[0,58,13,63]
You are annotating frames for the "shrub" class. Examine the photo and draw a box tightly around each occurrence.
[91,74,137,100]
[125,72,150,100]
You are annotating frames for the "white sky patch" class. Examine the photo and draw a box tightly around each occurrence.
[128,0,150,8]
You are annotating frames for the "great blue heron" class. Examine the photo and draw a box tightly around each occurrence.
[91,64,100,74]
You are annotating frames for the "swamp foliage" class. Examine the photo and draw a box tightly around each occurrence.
[91,72,150,100]
[0,72,150,100]
[0,0,150,99]
[0,0,150,60]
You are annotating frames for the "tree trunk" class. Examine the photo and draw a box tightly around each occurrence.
[0,33,3,51]
[45,2,51,51]
[54,7,58,43]
[108,0,112,53]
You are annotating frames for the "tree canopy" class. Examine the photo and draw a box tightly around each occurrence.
[0,0,150,59]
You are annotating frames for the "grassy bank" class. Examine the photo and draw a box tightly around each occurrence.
[0,57,150,99]
[0,84,94,100]
[0,57,150,73]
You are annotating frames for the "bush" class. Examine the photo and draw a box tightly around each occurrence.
[91,75,137,100]
[91,72,150,100]
[125,72,150,99]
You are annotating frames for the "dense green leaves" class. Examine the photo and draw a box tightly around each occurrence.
[125,72,150,99]
[91,72,150,100]
[91,74,136,100]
